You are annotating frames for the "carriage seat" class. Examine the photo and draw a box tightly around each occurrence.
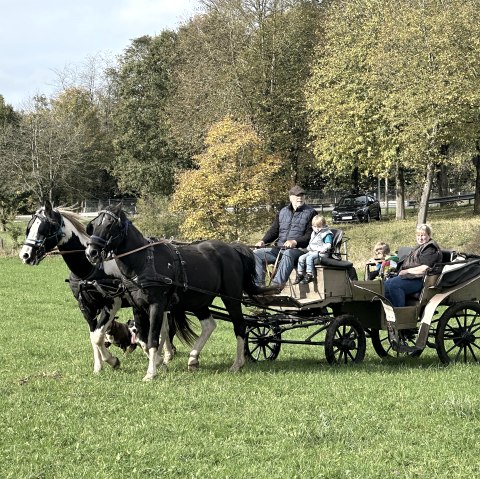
[404,249,456,305]
[316,256,358,280]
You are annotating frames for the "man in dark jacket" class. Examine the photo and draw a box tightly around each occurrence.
[254,185,317,286]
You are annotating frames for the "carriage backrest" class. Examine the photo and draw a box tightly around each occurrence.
[440,250,455,263]
[396,246,414,261]
[329,228,345,260]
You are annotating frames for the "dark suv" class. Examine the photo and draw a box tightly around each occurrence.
[332,194,381,223]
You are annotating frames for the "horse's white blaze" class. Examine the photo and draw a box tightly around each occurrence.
[19,217,42,262]
[188,316,216,368]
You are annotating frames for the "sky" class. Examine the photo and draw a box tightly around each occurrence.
[0,0,201,109]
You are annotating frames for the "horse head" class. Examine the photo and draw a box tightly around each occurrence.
[19,200,65,265]
[85,205,130,264]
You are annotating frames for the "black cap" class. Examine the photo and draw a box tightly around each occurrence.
[289,185,305,196]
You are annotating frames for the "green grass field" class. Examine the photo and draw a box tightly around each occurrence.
[2,208,480,478]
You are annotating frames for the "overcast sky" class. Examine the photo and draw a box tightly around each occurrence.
[0,0,201,109]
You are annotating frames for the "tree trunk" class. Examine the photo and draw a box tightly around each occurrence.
[437,145,449,209]
[351,167,359,193]
[473,155,480,215]
[417,163,435,224]
[437,163,448,197]
[384,177,389,217]
[395,165,405,220]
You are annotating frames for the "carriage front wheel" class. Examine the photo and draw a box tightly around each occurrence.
[435,301,480,364]
[325,315,366,364]
[245,323,281,361]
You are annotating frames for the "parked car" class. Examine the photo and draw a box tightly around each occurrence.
[331,194,381,223]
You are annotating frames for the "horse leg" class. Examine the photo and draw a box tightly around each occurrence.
[143,304,165,382]
[162,314,175,365]
[223,299,246,372]
[91,299,122,372]
[188,314,216,371]
[89,331,104,373]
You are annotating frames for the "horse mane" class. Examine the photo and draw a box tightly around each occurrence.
[56,208,88,235]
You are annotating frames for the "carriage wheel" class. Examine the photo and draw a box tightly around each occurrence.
[245,324,281,361]
[370,329,391,357]
[325,315,366,364]
[370,328,421,358]
[435,301,480,364]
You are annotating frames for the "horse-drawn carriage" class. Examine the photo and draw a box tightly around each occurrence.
[20,204,480,381]
[236,238,480,365]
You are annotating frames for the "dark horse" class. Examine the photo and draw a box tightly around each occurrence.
[85,205,268,380]
[19,202,191,373]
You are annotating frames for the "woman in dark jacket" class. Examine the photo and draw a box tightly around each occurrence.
[384,223,442,307]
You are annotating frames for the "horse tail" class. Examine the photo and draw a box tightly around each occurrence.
[230,243,282,296]
[168,308,198,346]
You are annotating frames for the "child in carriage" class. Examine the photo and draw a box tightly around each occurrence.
[366,242,398,280]
[293,216,333,284]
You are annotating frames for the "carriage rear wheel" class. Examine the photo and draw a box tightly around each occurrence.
[435,301,480,364]
[325,315,366,364]
[245,324,281,361]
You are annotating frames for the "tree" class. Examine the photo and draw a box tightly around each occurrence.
[307,0,480,221]
[0,95,24,226]
[170,117,288,241]
[108,33,185,197]
[168,1,325,184]
[9,90,114,205]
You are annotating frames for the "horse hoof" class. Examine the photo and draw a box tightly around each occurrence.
[112,358,121,370]
[229,364,244,373]
[188,362,199,372]
[143,374,155,382]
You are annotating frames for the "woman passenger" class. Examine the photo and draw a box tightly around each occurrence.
[384,224,442,307]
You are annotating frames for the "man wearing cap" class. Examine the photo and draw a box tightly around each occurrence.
[254,185,317,287]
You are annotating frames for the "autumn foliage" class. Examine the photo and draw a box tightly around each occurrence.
[171,118,288,241]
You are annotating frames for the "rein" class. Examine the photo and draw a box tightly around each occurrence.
[111,239,170,259]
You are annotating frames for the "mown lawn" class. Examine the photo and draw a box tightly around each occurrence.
[1,252,480,479]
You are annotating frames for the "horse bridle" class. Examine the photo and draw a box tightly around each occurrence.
[23,212,65,262]
[87,210,130,259]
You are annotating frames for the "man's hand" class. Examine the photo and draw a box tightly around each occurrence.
[255,240,265,248]
[283,240,297,249]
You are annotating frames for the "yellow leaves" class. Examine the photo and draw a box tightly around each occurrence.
[170,117,287,241]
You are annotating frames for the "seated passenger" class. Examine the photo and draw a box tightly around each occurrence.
[366,242,398,280]
[384,223,442,307]
[294,216,333,284]
[254,185,317,287]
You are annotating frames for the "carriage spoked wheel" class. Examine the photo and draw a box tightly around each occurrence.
[244,324,281,361]
[435,301,480,364]
[325,315,366,364]
[370,328,421,358]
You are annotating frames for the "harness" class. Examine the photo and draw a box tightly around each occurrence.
[23,212,66,262]
[88,209,131,260]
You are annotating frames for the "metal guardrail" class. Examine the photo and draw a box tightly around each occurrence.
[409,193,475,207]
